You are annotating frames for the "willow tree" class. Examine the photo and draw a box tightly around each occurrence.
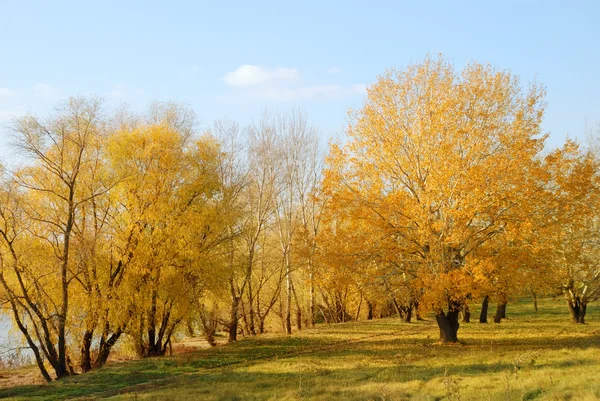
[107,119,224,357]
[0,97,113,380]
[323,56,546,342]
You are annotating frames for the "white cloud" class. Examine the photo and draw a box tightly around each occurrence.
[220,64,366,102]
[244,83,366,101]
[223,65,299,87]
[32,83,58,100]
[326,66,341,74]
[0,88,14,102]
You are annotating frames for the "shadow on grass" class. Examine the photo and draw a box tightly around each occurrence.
[6,356,597,401]
[2,330,598,400]
[1,301,598,400]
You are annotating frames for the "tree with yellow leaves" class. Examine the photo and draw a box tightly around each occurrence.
[323,55,547,342]
[537,141,600,323]
[107,108,225,356]
[0,97,116,379]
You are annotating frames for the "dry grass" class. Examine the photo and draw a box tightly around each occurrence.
[0,297,598,400]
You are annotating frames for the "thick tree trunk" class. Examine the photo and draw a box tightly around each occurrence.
[462,305,470,323]
[414,301,424,321]
[93,330,123,368]
[567,298,587,324]
[479,296,489,323]
[435,310,460,343]
[494,302,507,323]
[80,329,94,373]
[296,308,302,330]
[403,305,412,323]
[367,300,374,320]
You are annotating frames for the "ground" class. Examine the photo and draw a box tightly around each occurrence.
[0,298,599,400]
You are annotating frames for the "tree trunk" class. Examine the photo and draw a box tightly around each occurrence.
[532,291,538,312]
[228,294,239,343]
[309,270,315,326]
[285,254,292,335]
[494,302,506,323]
[246,269,256,336]
[414,301,424,321]
[403,305,412,323]
[462,305,470,323]
[296,308,302,330]
[291,281,302,330]
[367,300,374,320]
[567,298,587,324]
[479,296,489,323]
[435,310,460,343]
[80,329,94,373]
[93,329,123,368]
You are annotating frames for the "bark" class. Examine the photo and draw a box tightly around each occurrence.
[146,288,158,355]
[414,301,424,321]
[56,196,75,380]
[291,281,302,330]
[246,258,256,336]
[494,302,507,323]
[479,296,489,323]
[228,281,239,343]
[390,298,403,320]
[80,329,94,372]
[403,305,412,323]
[355,296,363,321]
[435,309,460,343]
[367,300,374,320]
[3,288,52,382]
[532,291,538,312]
[309,271,315,326]
[93,329,123,368]
[567,298,587,324]
[462,305,471,323]
[285,254,292,335]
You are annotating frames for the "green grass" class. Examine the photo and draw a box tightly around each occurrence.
[1,298,599,400]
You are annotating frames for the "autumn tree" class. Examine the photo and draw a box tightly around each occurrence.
[107,111,224,356]
[539,141,600,323]
[323,55,546,342]
[0,97,115,380]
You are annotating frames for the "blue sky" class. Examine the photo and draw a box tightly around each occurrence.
[1,0,599,161]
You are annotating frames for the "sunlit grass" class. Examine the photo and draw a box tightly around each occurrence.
[0,297,598,400]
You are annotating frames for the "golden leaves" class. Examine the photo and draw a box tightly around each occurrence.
[322,55,548,312]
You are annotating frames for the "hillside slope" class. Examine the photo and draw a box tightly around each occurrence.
[1,298,599,400]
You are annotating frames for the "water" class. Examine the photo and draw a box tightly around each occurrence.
[0,314,33,367]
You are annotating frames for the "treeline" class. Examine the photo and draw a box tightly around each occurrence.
[0,56,599,382]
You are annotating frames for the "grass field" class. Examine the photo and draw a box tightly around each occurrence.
[0,298,599,400]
